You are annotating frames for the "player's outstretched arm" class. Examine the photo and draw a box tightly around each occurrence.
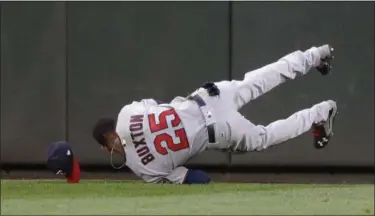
[182,169,211,184]
[160,167,211,184]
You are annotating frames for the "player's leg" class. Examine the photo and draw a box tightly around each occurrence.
[212,100,337,152]
[214,45,334,110]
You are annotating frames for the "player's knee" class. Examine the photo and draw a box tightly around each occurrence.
[252,125,269,151]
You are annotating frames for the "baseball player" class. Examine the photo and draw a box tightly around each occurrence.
[47,44,337,184]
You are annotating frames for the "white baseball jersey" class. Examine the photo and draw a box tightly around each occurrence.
[116,97,210,184]
[115,45,335,184]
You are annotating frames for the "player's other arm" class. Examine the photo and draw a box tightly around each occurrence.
[183,169,211,184]
[163,166,211,184]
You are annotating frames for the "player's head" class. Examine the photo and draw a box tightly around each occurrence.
[92,118,123,153]
[92,118,127,170]
[46,141,80,183]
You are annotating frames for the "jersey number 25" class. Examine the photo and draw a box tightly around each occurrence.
[148,108,190,155]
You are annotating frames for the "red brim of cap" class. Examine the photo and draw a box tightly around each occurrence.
[66,157,80,183]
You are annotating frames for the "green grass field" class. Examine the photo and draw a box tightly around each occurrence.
[1,180,374,215]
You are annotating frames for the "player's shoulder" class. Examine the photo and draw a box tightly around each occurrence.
[118,101,143,113]
[116,101,146,136]
[117,102,144,120]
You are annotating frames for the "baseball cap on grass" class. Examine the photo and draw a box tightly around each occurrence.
[47,141,81,183]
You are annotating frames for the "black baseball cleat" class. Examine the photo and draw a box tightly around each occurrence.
[312,100,338,149]
[316,45,334,75]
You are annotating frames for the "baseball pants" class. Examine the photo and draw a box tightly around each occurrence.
[206,46,335,152]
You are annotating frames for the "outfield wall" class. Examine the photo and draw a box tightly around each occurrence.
[1,2,373,169]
